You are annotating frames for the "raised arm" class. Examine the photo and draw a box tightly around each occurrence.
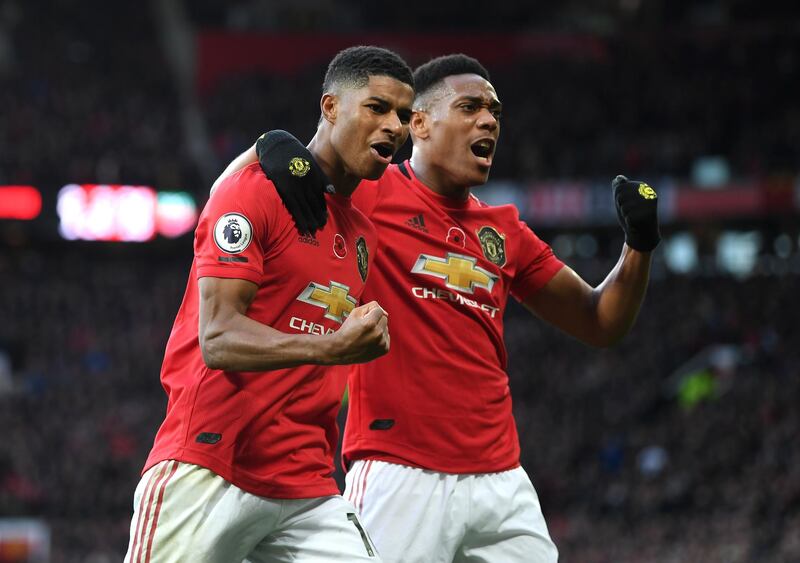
[198,276,390,371]
[524,175,659,348]
[523,247,650,347]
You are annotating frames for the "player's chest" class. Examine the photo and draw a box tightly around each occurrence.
[265,219,372,291]
[377,201,509,265]
[374,204,511,295]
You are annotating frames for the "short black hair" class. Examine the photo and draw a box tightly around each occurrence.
[413,54,490,98]
[322,46,414,93]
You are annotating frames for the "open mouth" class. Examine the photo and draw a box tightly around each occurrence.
[470,139,496,159]
[371,142,394,160]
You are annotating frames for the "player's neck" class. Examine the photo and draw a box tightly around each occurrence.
[409,155,470,201]
[307,135,360,197]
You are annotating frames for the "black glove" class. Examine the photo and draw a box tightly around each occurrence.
[256,130,331,235]
[613,175,660,252]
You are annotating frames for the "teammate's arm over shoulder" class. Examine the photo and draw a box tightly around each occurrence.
[211,132,330,235]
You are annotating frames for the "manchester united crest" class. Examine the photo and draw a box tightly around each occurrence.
[356,236,369,281]
[289,157,311,177]
[638,182,657,200]
[476,226,506,267]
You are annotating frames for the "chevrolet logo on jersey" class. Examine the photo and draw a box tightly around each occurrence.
[411,253,498,294]
[297,281,357,323]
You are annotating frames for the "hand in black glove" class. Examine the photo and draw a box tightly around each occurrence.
[613,175,660,252]
[256,130,331,235]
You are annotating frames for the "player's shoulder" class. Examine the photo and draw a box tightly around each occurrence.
[216,161,274,193]
[212,162,282,206]
[206,162,296,242]
[469,194,526,228]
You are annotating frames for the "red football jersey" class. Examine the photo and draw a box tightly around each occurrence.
[343,162,564,473]
[144,162,376,498]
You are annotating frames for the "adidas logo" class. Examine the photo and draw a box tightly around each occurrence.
[405,214,428,232]
[298,234,320,246]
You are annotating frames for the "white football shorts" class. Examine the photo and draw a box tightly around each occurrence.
[124,460,381,562]
[344,460,557,563]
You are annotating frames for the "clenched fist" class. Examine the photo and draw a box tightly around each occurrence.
[613,175,660,252]
[327,301,390,365]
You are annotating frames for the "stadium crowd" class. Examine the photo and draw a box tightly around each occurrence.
[1,1,798,561]
[203,31,800,184]
[0,1,196,191]
[1,2,797,191]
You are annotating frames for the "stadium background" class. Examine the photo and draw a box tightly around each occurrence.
[1,1,798,561]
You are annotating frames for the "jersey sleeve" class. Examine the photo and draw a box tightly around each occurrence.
[510,221,565,303]
[195,164,274,285]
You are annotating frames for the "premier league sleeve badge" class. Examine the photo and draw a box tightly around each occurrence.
[213,213,253,254]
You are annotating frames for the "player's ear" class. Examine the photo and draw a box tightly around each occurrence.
[320,93,337,124]
[409,110,429,139]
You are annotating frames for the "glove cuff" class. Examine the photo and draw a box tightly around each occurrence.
[625,226,661,252]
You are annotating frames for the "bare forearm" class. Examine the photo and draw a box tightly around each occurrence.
[201,314,336,371]
[591,244,652,345]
